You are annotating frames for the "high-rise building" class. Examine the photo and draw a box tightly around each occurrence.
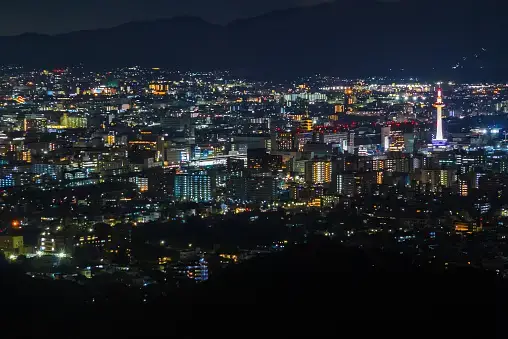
[156,136,166,162]
[419,169,441,192]
[439,169,456,188]
[336,173,356,196]
[0,174,14,188]
[247,149,282,173]
[381,126,391,152]
[227,157,245,174]
[106,132,116,147]
[347,132,355,154]
[246,176,278,202]
[300,118,313,132]
[174,172,213,202]
[458,176,469,197]
[305,160,332,184]
[17,150,31,163]
[403,133,415,153]
[275,131,298,151]
[386,156,410,173]
[129,176,149,192]
[389,131,405,152]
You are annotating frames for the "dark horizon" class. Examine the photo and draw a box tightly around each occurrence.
[0,0,504,81]
[0,0,331,36]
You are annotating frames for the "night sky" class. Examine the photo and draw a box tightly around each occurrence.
[0,0,330,36]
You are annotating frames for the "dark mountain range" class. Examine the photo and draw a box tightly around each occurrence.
[0,0,504,80]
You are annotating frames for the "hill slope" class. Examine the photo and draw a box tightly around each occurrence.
[0,238,504,336]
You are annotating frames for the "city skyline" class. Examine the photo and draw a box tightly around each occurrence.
[0,64,506,335]
[0,0,506,333]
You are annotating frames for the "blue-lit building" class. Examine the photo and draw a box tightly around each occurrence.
[31,164,63,180]
[0,174,14,188]
[174,171,214,202]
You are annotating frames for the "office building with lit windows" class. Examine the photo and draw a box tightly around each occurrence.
[336,173,356,196]
[60,113,87,129]
[283,92,327,103]
[0,235,24,257]
[458,176,469,197]
[32,164,63,180]
[247,149,283,173]
[38,229,66,254]
[129,176,149,192]
[300,118,313,132]
[275,131,298,151]
[389,131,405,152]
[24,115,47,132]
[174,172,214,202]
[305,160,332,184]
[149,83,170,95]
[0,174,14,188]
[246,176,278,202]
[227,175,278,202]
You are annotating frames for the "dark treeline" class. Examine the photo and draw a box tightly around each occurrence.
[0,237,504,337]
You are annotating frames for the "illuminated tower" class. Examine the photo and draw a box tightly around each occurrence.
[432,88,446,146]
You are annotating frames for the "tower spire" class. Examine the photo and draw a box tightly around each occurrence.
[432,87,446,146]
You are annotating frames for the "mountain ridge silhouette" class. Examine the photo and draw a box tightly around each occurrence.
[0,0,503,80]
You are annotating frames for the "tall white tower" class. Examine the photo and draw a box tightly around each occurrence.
[432,88,446,146]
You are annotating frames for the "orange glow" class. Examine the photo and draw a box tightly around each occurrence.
[454,222,469,232]
[11,220,20,228]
